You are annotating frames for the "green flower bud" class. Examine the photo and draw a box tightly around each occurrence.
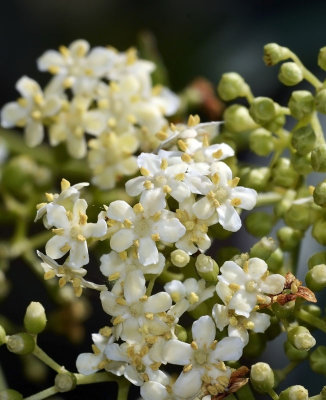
[0,325,6,346]
[250,237,276,260]
[313,180,326,207]
[310,346,326,375]
[288,326,316,351]
[277,227,303,251]
[249,128,274,156]
[217,72,248,101]
[264,114,286,132]
[279,385,308,400]
[250,97,276,124]
[305,264,326,291]
[272,301,295,320]
[250,362,274,393]
[224,104,257,132]
[195,254,219,282]
[284,340,309,361]
[170,249,190,268]
[278,62,303,86]
[24,301,47,334]
[245,212,274,237]
[316,89,326,114]
[272,158,299,188]
[54,372,77,392]
[263,43,290,66]
[274,190,296,218]
[242,167,271,191]
[243,332,266,358]
[175,324,187,342]
[288,90,314,120]
[291,153,312,175]
[291,125,316,155]
[0,390,23,400]
[266,248,284,273]
[311,144,326,172]
[284,203,311,231]
[312,219,326,245]
[6,333,35,355]
[318,47,326,70]
[308,251,326,269]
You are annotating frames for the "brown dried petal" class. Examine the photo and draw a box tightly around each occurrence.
[212,366,249,400]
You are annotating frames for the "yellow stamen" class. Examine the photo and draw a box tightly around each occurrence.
[177,139,188,152]
[61,178,71,191]
[151,233,160,242]
[133,203,144,213]
[108,272,120,281]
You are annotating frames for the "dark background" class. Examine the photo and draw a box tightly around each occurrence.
[1,0,326,398]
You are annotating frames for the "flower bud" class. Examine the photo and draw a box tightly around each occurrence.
[284,203,311,231]
[6,333,35,355]
[291,153,312,175]
[272,158,299,188]
[279,386,308,400]
[175,324,187,342]
[277,227,303,251]
[308,251,326,269]
[311,144,326,172]
[243,332,266,358]
[288,90,314,120]
[224,105,257,132]
[217,72,248,101]
[24,301,47,334]
[170,249,190,268]
[242,167,271,191]
[0,390,23,400]
[313,180,326,207]
[274,190,296,218]
[266,248,284,273]
[195,254,219,282]
[288,326,316,351]
[316,89,326,114]
[305,264,326,291]
[0,325,6,346]
[263,43,290,66]
[312,219,326,245]
[249,128,274,156]
[264,114,286,132]
[284,340,309,361]
[318,47,326,70]
[250,237,276,260]
[310,345,326,375]
[54,372,77,392]
[291,125,316,155]
[272,301,295,320]
[245,212,274,237]
[250,362,274,393]
[249,97,276,124]
[278,62,303,86]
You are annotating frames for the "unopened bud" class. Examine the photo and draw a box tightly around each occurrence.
[0,390,23,400]
[266,248,284,273]
[245,212,273,237]
[291,125,316,155]
[272,158,299,188]
[272,301,295,319]
[316,89,326,114]
[6,333,35,355]
[170,249,190,268]
[308,251,326,269]
[284,340,309,361]
[250,237,276,260]
[279,385,308,400]
[284,203,311,231]
[288,326,316,351]
[288,90,314,120]
[250,362,274,393]
[313,180,326,207]
[250,97,276,124]
[312,219,326,245]
[242,167,271,191]
[277,227,303,251]
[264,114,286,132]
[305,264,326,291]
[318,47,326,70]
[291,153,312,175]
[310,345,326,375]
[24,301,47,334]
[0,325,6,346]
[278,62,303,86]
[224,105,257,132]
[195,254,219,282]
[217,72,248,101]
[312,144,326,172]
[263,43,290,66]
[175,324,187,342]
[274,189,296,218]
[54,372,77,392]
[249,128,274,156]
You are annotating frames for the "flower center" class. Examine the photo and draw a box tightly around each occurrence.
[194,349,208,365]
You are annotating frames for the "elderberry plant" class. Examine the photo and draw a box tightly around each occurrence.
[0,40,326,400]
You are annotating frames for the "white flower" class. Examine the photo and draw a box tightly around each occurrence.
[44,199,107,268]
[192,162,257,232]
[1,76,61,146]
[216,258,286,318]
[164,316,244,399]
[107,200,186,266]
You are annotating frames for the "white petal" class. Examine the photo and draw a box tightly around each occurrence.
[16,76,41,97]
[68,240,89,268]
[219,261,246,286]
[154,217,186,243]
[229,290,257,318]
[144,253,165,275]
[144,292,172,313]
[76,353,102,375]
[192,316,216,348]
[99,251,124,277]
[83,219,107,239]
[140,188,166,217]
[164,340,192,365]
[45,235,69,259]
[37,50,64,72]
[138,237,158,266]
[173,369,202,398]
[137,152,160,174]
[247,258,268,280]
[46,204,70,228]
[25,121,44,147]
[110,229,135,253]
[107,200,134,222]
[105,343,128,362]
[121,318,143,343]
[192,197,215,220]
[141,381,167,400]
[125,176,146,197]
[217,203,242,232]
[210,337,244,362]
[83,110,106,135]
[228,325,249,345]
[251,312,271,333]
[124,270,146,304]
[212,304,229,331]
[100,291,123,316]
[1,102,27,127]
[124,365,143,386]
[231,187,257,210]
[260,274,285,294]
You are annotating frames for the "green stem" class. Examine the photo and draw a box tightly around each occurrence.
[0,364,8,390]
[256,192,282,207]
[288,51,323,88]
[268,389,279,400]
[296,308,326,332]
[117,380,130,400]
[75,372,117,385]
[23,386,58,400]
[310,112,326,145]
[146,275,157,296]
[235,384,255,400]
[33,345,65,374]
[274,361,299,384]
[10,231,52,259]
